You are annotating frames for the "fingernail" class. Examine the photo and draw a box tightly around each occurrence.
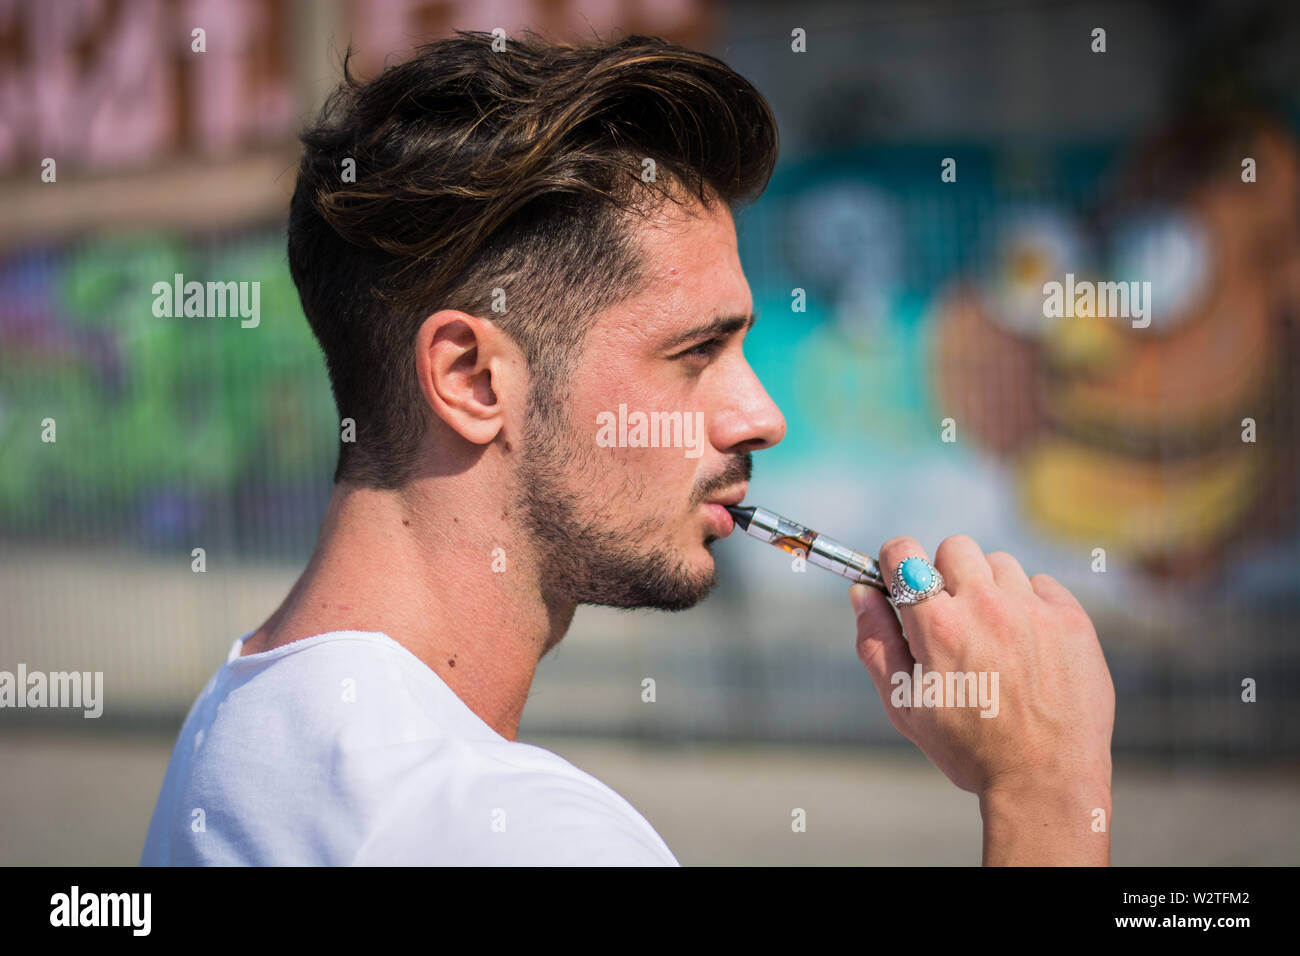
[849,584,872,616]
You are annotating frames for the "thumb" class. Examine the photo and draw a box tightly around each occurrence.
[850,584,914,701]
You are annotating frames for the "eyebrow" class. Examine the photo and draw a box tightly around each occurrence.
[661,310,758,352]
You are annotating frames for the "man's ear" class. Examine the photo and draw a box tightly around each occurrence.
[413,310,521,445]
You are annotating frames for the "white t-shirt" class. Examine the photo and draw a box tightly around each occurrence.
[140,630,679,866]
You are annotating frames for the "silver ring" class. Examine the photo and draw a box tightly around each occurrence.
[889,556,946,607]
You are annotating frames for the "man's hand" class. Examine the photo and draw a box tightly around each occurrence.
[850,534,1115,865]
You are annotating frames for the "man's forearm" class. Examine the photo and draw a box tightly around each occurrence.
[979,779,1112,866]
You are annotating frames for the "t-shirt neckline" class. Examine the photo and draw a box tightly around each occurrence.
[225,629,509,743]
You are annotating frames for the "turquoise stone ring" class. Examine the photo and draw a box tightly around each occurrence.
[889,556,946,606]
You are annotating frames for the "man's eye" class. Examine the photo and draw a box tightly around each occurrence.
[679,338,724,360]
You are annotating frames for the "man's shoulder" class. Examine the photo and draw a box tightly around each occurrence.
[145,631,678,865]
[350,738,679,865]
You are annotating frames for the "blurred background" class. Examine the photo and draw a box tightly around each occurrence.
[1,0,1298,865]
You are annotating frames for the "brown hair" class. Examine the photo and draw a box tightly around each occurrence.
[287,29,779,487]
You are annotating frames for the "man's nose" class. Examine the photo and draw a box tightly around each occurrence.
[710,363,786,453]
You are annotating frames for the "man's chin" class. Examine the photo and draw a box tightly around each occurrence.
[637,572,718,612]
[578,553,719,613]
[653,552,720,611]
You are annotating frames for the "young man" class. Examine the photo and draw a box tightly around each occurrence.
[141,31,1114,866]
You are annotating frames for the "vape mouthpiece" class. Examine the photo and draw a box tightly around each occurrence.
[723,504,755,531]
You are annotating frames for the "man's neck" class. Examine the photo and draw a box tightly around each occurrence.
[243,479,574,740]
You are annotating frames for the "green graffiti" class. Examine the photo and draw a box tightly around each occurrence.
[0,232,336,537]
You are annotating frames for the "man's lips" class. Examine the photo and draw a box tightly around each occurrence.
[703,486,747,536]
[706,487,747,508]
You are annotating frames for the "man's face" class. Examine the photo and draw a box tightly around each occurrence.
[516,198,786,610]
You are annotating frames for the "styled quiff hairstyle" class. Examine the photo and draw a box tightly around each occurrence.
[288,30,779,487]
